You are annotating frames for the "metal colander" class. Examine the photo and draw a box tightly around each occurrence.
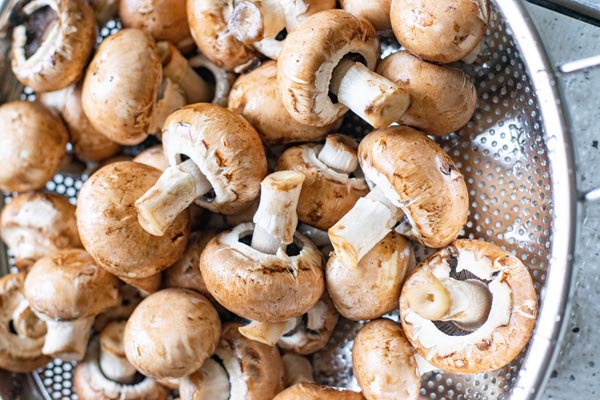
[0,0,581,399]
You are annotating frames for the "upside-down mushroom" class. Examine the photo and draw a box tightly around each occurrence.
[274,383,365,400]
[340,0,392,31]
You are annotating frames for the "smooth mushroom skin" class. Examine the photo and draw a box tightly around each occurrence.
[229,61,339,145]
[77,161,189,279]
[340,0,392,31]
[0,192,81,270]
[326,232,414,321]
[377,51,477,136]
[352,319,420,400]
[390,0,490,64]
[133,145,169,171]
[400,239,538,374]
[0,273,50,373]
[273,383,365,400]
[0,101,68,193]
[11,0,97,92]
[124,288,221,379]
[120,273,162,296]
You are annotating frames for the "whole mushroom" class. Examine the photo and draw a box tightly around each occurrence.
[339,0,392,31]
[274,383,365,400]
[133,145,169,171]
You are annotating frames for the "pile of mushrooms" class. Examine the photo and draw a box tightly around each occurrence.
[0,0,542,399]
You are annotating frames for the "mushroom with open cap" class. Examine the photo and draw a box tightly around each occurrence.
[11,0,96,92]
[352,319,420,400]
[0,273,50,372]
[0,192,81,270]
[283,353,314,387]
[339,0,392,31]
[135,103,267,236]
[400,239,538,373]
[24,248,121,361]
[0,101,68,193]
[328,126,469,267]
[390,0,490,64]
[124,288,221,379]
[278,10,410,128]
[276,134,369,230]
[274,383,365,400]
[178,322,284,400]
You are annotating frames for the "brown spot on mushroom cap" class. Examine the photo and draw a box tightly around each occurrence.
[76,161,189,279]
[0,101,68,193]
[340,0,392,31]
[133,145,169,171]
[274,383,365,399]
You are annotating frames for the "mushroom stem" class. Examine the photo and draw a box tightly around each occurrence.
[229,0,286,45]
[12,301,46,339]
[330,59,410,128]
[317,135,358,174]
[238,318,299,346]
[136,159,212,236]
[42,316,94,361]
[180,359,230,400]
[251,171,305,254]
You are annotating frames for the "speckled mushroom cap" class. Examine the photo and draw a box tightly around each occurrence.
[278,10,379,127]
[11,0,96,92]
[0,273,50,373]
[200,223,324,322]
[0,192,81,270]
[358,126,468,248]
[0,101,68,193]
[390,0,490,64]
[340,0,392,31]
[187,0,259,72]
[376,51,477,136]
[133,145,169,171]
[76,161,189,279]
[162,103,267,215]
[124,288,221,379]
[326,232,414,321]
[273,383,365,399]
[352,319,420,400]
[400,239,538,374]
[229,61,339,144]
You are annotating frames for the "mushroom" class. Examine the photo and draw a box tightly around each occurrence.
[326,232,414,321]
[298,223,333,257]
[276,134,369,230]
[124,288,221,379]
[400,239,538,373]
[76,161,189,280]
[0,273,50,372]
[119,273,162,296]
[135,103,267,236]
[200,171,324,346]
[82,28,186,145]
[390,0,490,64]
[273,383,365,400]
[89,0,118,27]
[24,248,121,361]
[228,61,339,145]
[93,283,144,332]
[328,126,469,267]
[188,54,238,107]
[97,321,137,383]
[283,353,314,387]
[0,192,81,270]
[352,319,420,400]
[11,0,96,92]
[133,145,169,171]
[376,51,477,136]
[339,0,392,31]
[278,10,410,128]
[179,322,284,400]
[0,101,68,193]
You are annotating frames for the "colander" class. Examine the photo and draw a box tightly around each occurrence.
[0,0,595,399]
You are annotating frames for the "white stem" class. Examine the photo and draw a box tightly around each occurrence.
[282,353,314,387]
[330,59,410,128]
[238,318,299,346]
[180,360,230,400]
[440,278,492,330]
[12,301,46,339]
[317,135,358,174]
[229,0,285,44]
[136,159,212,236]
[42,317,94,361]
[253,38,283,60]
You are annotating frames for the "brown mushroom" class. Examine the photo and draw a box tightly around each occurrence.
[119,273,162,296]
[76,161,189,280]
[24,249,121,361]
[400,239,538,373]
[93,283,144,332]
[133,145,169,171]
[11,0,96,92]
[339,0,392,31]
[273,383,365,400]
[89,0,118,26]
[328,126,469,267]
[278,10,410,128]
[0,101,68,193]
[188,54,238,107]
[283,353,314,387]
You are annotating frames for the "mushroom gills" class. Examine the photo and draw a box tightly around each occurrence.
[41,316,94,361]
[15,0,59,59]
[229,0,286,44]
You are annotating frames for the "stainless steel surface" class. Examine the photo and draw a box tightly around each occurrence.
[527,0,600,26]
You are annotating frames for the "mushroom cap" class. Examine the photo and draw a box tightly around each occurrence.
[376,51,477,136]
[228,61,339,144]
[76,161,189,279]
[390,0,490,64]
[162,103,267,215]
[0,101,68,193]
[187,0,258,72]
[326,232,414,320]
[352,319,420,400]
[358,126,468,248]
[82,29,162,145]
[11,0,97,92]
[124,288,221,379]
[0,192,81,270]
[339,0,392,31]
[200,223,324,322]
[278,10,379,127]
[24,249,121,320]
[133,145,169,171]
[274,383,365,399]
[276,142,369,230]
[0,273,50,373]
[400,239,538,373]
